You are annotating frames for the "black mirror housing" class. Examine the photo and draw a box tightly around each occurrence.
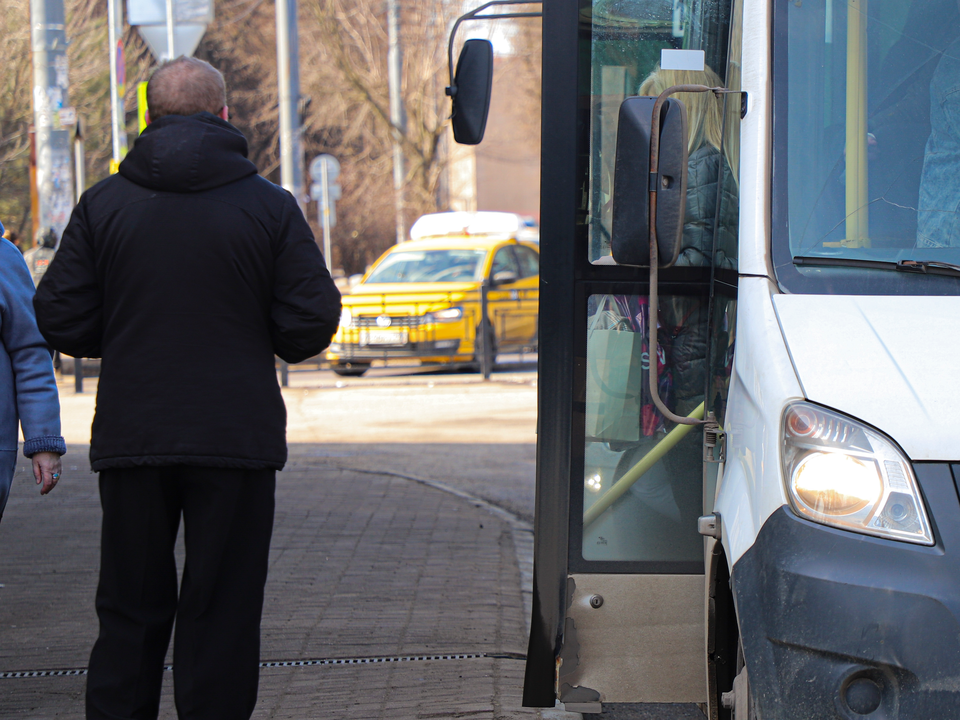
[492,270,519,285]
[449,39,494,145]
[611,96,688,267]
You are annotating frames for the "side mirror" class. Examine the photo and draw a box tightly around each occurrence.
[611,96,688,267]
[448,39,494,145]
[492,270,519,286]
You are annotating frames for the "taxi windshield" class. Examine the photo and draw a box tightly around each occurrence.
[773,0,960,294]
[364,249,486,283]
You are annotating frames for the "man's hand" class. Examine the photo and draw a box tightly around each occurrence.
[33,451,62,495]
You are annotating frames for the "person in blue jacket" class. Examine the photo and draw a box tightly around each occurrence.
[0,218,65,518]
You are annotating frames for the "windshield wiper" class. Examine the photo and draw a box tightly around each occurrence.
[793,255,960,278]
[895,259,960,276]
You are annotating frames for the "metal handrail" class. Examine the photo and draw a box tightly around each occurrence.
[647,84,735,428]
[446,0,542,100]
[583,402,705,526]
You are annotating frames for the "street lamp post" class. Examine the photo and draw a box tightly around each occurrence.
[73,119,85,391]
[29,0,73,248]
[165,0,176,59]
[107,0,128,173]
[387,0,406,244]
[276,0,305,204]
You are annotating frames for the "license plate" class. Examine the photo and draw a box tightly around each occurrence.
[361,329,408,346]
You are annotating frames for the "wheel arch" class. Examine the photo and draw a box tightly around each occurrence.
[707,537,739,720]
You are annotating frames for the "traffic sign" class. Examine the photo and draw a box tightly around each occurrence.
[128,0,213,61]
[309,154,340,183]
[311,183,341,207]
[128,0,212,25]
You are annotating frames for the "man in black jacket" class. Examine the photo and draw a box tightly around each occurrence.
[34,57,341,720]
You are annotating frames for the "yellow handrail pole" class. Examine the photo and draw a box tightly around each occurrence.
[844,0,869,248]
[583,401,706,527]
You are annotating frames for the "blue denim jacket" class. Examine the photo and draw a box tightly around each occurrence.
[0,221,66,459]
[918,39,960,248]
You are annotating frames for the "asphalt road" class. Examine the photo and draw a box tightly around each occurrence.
[6,360,562,720]
[60,360,540,524]
[34,359,704,719]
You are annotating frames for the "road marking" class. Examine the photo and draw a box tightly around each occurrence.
[0,652,527,679]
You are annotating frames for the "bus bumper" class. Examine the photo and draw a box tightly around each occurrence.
[732,463,960,719]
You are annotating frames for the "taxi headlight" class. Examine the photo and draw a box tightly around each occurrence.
[340,307,352,328]
[423,307,463,324]
[781,402,933,545]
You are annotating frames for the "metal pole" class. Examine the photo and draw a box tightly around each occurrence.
[387,0,405,244]
[73,120,85,393]
[73,120,84,206]
[479,280,492,380]
[844,0,868,248]
[107,0,128,170]
[30,0,73,249]
[276,0,305,203]
[165,0,176,59]
[320,161,332,270]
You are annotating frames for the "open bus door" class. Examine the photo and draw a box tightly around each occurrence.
[498,0,740,714]
[454,0,960,715]
[447,0,742,714]
[526,0,744,707]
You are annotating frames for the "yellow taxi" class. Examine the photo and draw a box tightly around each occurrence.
[326,212,539,376]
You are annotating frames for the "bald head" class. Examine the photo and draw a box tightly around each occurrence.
[146,57,227,122]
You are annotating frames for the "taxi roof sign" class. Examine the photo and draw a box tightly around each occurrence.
[409,211,537,241]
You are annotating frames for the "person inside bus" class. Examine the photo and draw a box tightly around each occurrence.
[598,64,739,560]
[638,63,739,278]
[918,22,960,248]
[860,0,960,246]
[811,0,959,248]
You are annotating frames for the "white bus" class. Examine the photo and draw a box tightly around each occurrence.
[448,0,960,716]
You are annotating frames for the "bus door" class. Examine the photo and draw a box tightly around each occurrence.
[520,0,743,712]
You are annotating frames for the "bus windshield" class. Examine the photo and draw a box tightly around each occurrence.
[773,0,960,294]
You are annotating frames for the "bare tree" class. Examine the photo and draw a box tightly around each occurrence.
[304,0,456,271]
[0,0,542,272]
[0,0,116,244]
[0,0,34,237]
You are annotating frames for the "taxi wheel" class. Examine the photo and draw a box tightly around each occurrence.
[331,362,370,377]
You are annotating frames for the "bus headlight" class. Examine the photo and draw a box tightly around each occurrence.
[781,402,933,545]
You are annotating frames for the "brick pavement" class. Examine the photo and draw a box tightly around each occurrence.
[0,445,568,719]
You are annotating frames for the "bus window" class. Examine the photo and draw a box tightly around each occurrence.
[579,0,743,561]
[582,292,707,562]
[773,0,960,294]
[587,0,736,264]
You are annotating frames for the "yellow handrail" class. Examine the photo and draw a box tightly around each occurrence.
[583,401,705,527]
[838,0,870,248]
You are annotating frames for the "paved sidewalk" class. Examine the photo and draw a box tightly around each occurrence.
[0,445,567,719]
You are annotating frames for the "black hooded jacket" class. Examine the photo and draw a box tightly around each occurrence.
[34,113,341,471]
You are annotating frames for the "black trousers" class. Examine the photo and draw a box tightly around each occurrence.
[86,466,276,720]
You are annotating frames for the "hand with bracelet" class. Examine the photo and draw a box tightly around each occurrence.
[33,451,63,495]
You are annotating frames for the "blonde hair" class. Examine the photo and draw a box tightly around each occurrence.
[638,63,738,175]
